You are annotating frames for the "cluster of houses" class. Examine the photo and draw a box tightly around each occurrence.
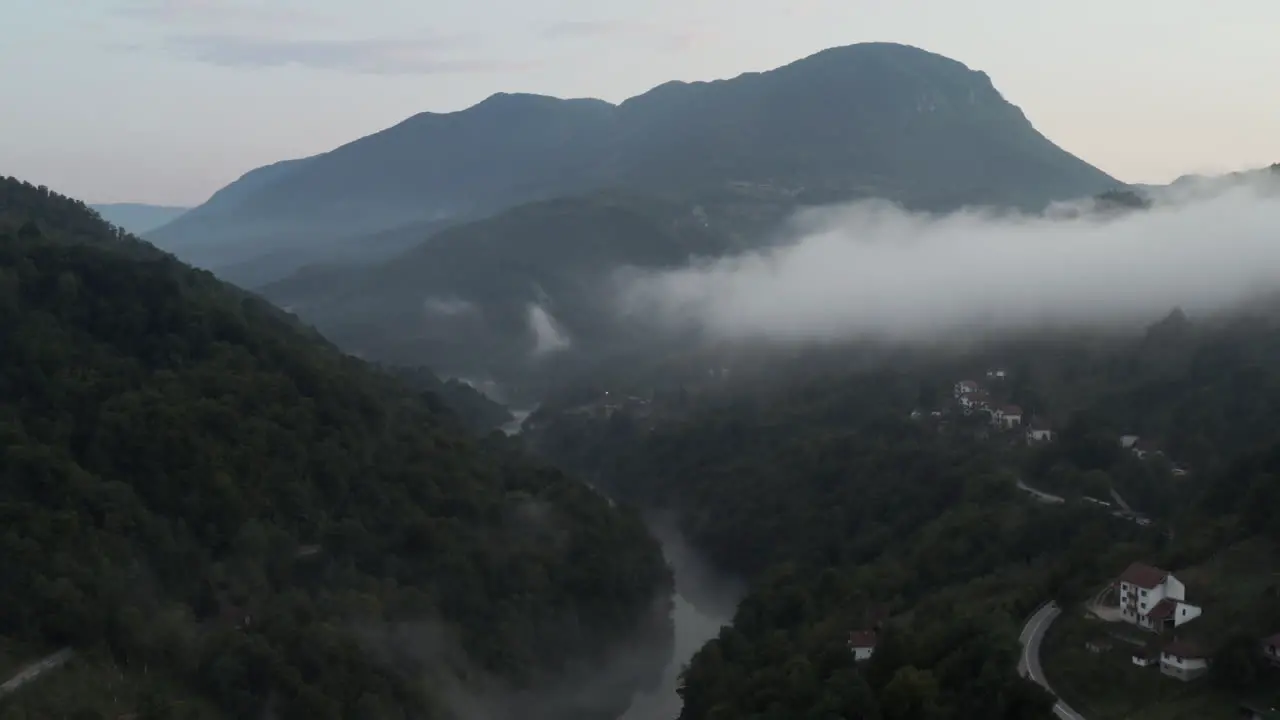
[1097,562,1276,685]
[950,375,1055,443]
[1108,562,1210,681]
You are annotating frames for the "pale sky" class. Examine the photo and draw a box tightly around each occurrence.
[3,0,1277,206]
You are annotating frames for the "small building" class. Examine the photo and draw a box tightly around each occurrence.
[993,404,1023,429]
[1133,439,1164,460]
[954,380,981,398]
[986,369,1007,380]
[1116,562,1202,632]
[1085,638,1112,653]
[1120,435,1141,450]
[1131,645,1159,667]
[1160,639,1209,681]
[1263,633,1280,668]
[1026,419,1054,443]
[960,391,992,415]
[848,630,878,661]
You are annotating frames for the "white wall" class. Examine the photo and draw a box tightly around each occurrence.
[1165,576,1187,602]
[1174,603,1202,627]
[853,646,875,661]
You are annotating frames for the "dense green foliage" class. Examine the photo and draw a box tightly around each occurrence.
[529,304,1280,719]
[151,42,1116,286]
[260,193,735,393]
[0,178,672,719]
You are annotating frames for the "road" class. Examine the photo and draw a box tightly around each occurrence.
[0,648,74,698]
[1019,603,1086,720]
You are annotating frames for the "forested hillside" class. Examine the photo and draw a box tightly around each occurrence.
[0,178,672,720]
[528,307,1280,719]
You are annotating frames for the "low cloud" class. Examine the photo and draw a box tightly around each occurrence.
[617,176,1280,345]
[164,33,526,75]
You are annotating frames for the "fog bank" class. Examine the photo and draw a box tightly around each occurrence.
[618,181,1280,343]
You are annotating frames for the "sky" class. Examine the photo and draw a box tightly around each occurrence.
[3,0,1278,206]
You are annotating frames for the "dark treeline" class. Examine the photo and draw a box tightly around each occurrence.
[0,177,672,720]
[529,306,1280,719]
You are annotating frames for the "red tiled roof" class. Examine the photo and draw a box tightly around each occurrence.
[1000,405,1023,415]
[1029,418,1052,431]
[848,630,878,649]
[1146,598,1177,621]
[1162,639,1205,659]
[1118,562,1168,590]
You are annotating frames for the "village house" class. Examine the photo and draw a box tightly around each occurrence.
[992,404,1023,429]
[1120,435,1141,450]
[1116,562,1202,632]
[960,391,993,415]
[1131,644,1160,667]
[954,380,981,399]
[1160,639,1210,681]
[1264,633,1280,668]
[1132,439,1164,460]
[1026,419,1054,443]
[848,630,878,661]
[986,369,1007,380]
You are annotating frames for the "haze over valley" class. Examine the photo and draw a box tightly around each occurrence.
[5,6,1280,719]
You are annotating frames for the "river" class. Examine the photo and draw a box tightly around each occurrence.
[503,407,742,720]
[619,516,743,720]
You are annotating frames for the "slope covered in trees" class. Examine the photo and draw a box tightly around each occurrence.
[0,177,672,719]
[527,306,1280,719]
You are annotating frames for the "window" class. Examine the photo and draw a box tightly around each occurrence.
[1140,589,1148,597]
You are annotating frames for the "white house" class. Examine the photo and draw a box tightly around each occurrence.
[992,405,1023,429]
[986,369,1007,380]
[848,630,877,661]
[1116,562,1202,632]
[1120,435,1141,450]
[1131,646,1159,667]
[1160,639,1209,681]
[954,380,981,399]
[1132,439,1164,460]
[1264,633,1280,668]
[959,391,992,415]
[1026,419,1054,443]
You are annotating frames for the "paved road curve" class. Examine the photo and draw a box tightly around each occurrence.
[0,648,74,698]
[1019,603,1086,720]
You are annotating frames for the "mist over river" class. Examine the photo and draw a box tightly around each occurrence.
[620,515,743,720]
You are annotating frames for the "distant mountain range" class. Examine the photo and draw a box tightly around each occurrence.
[91,203,189,234]
[150,42,1119,287]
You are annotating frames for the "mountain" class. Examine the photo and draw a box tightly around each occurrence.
[259,192,739,399]
[151,42,1119,286]
[0,177,673,719]
[90,202,190,234]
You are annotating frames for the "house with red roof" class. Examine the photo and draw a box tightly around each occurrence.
[848,630,878,661]
[992,404,1023,429]
[1116,562,1202,632]
[1160,638,1209,681]
[1025,418,1054,444]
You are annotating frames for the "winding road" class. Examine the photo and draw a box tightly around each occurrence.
[1019,603,1086,720]
[0,648,74,699]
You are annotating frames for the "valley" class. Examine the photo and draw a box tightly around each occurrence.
[4,26,1280,720]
